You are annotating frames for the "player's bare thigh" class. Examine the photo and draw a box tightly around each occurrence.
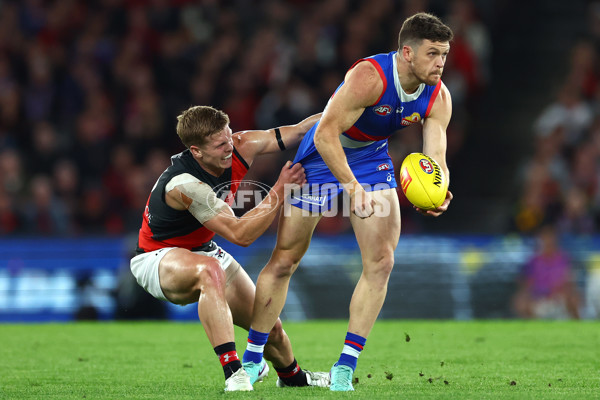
[274,204,322,255]
[158,248,223,305]
[225,262,256,329]
[350,188,401,257]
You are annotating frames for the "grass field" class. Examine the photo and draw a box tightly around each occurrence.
[1,320,599,399]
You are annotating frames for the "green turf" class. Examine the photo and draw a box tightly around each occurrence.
[0,320,598,399]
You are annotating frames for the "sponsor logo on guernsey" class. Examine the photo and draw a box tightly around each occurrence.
[401,112,421,126]
[396,106,404,114]
[291,193,327,207]
[373,105,393,116]
[419,159,433,174]
[377,163,391,171]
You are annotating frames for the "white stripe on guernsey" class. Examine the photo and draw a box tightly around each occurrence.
[246,343,265,353]
[339,134,374,148]
[392,52,425,102]
[342,344,361,358]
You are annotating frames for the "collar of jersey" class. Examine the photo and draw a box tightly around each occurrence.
[393,52,425,103]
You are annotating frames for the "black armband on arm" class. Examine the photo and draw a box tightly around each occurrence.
[274,128,286,151]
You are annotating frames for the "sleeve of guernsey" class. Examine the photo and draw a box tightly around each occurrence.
[165,173,229,224]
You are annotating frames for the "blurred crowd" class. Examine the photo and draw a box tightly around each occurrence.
[0,0,492,237]
[512,1,600,237]
[508,2,600,319]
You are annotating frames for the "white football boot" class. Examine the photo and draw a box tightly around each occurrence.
[276,370,331,388]
[224,368,253,392]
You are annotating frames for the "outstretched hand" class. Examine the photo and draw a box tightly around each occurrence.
[414,190,453,217]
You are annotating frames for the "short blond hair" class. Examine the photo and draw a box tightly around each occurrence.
[176,106,230,148]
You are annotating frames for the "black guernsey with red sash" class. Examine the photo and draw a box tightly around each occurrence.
[136,148,249,254]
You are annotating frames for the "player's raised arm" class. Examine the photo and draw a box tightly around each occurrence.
[165,162,305,247]
[420,82,453,217]
[313,61,383,217]
[233,113,322,164]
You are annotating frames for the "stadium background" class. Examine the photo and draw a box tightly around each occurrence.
[0,0,599,321]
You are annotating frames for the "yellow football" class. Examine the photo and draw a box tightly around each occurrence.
[399,153,448,210]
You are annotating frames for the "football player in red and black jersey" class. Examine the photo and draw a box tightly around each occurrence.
[131,106,329,391]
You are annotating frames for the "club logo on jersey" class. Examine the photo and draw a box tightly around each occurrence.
[400,167,412,192]
[419,159,433,174]
[373,105,392,116]
[401,112,421,126]
[377,163,391,171]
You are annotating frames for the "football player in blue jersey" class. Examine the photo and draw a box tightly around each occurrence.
[243,13,454,391]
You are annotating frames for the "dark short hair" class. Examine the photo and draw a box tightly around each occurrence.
[398,12,454,49]
[176,106,230,148]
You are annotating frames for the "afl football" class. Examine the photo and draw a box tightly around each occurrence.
[399,153,448,210]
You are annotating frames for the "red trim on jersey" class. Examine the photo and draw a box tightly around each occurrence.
[227,151,249,205]
[219,351,240,366]
[365,59,387,105]
[137,189,216,252]
[424,80,442,118]
[137,221,216,252]
[346,58,387,105]
[345,126,388,142]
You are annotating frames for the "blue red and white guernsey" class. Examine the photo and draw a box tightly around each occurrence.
[291,51,442,212]
[136,148,249,254]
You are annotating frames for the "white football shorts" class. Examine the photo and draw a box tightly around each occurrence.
[130,244,239,302]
